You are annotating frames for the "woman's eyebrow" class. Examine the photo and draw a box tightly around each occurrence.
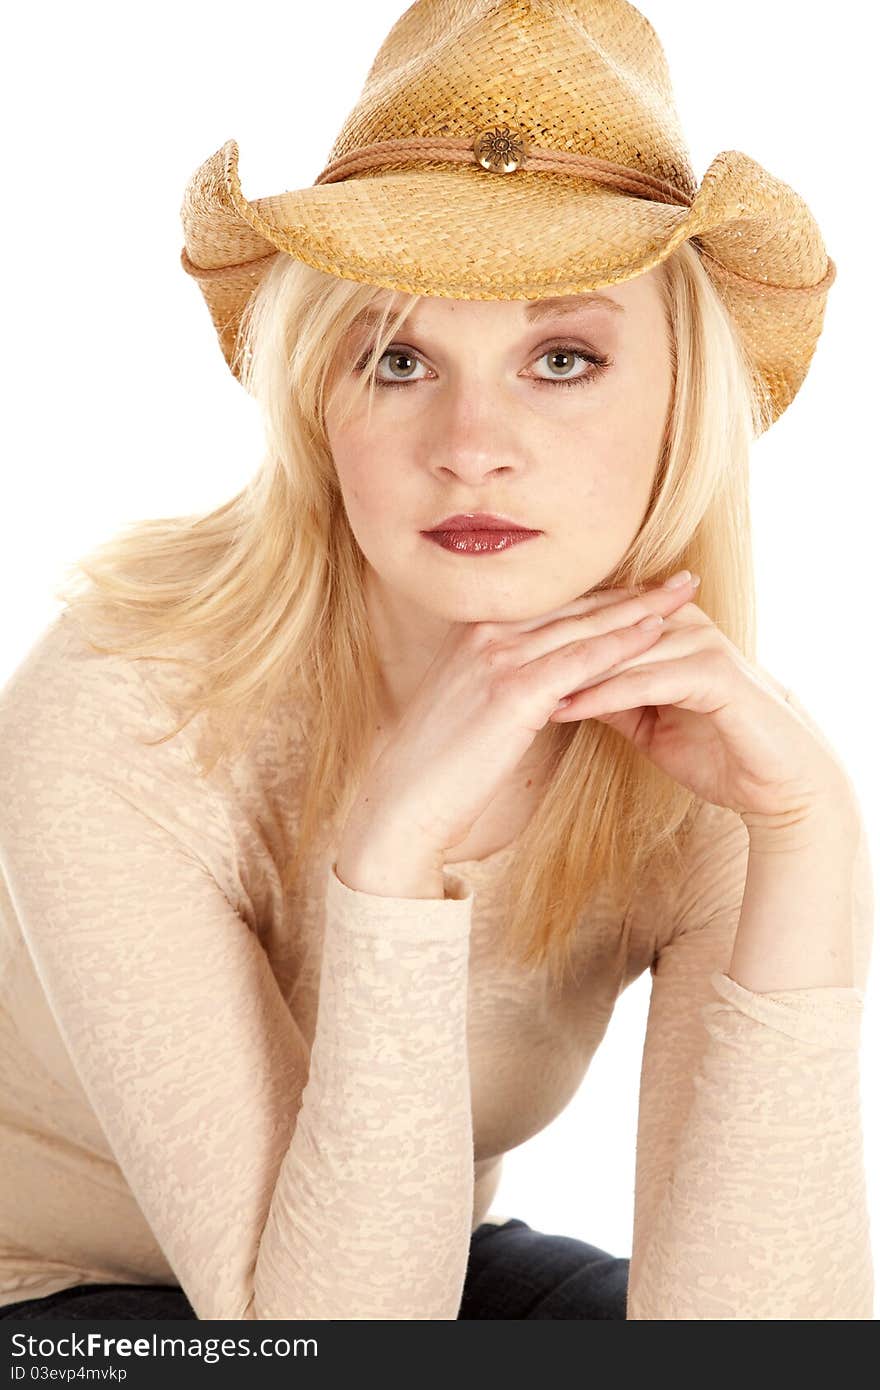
[348,290,625,335]
[524,293,625,322]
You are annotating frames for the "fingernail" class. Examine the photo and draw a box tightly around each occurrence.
[663,569,691,589]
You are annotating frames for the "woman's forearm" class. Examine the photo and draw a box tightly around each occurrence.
[251,857,475,1318]
[628,792,871,1318]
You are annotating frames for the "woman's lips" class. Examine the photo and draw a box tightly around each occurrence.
[421,529,541,554]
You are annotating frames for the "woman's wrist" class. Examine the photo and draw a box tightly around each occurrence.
[335,816,447,900]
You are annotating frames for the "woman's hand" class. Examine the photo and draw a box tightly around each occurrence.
[549,582,855,833]
[341,572,702,858]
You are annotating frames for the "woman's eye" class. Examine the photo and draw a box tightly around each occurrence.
[372,349,429,386]
[354,344,610,390]
[530,347,609,387]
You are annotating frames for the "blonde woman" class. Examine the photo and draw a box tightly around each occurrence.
[0,0,872,1321]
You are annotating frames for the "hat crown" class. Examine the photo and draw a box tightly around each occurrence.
[327,0,698,198]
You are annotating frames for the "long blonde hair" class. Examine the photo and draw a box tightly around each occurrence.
[54,240,771,991]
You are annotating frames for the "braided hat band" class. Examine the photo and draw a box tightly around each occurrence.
[308,129,836,299]
[315,130,693,204]
[179,0,837,431]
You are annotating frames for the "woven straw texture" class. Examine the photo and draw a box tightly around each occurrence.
[179,0,836,430]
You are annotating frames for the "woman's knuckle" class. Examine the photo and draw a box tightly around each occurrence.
[482,641,513,672]
[557,635,589,663]
[598,621,644,651]
[571,611,598,637]
[705,646,729,679]
[487,668,520,704]
[465,621,498,652]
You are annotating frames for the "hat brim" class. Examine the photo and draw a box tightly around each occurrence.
[243,167,693,297]
[181,138,836,427]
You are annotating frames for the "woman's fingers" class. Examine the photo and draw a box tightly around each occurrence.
[508,578,698,666]
[500,613,665,710]
[497,585,637,636]
[500,573,699,640]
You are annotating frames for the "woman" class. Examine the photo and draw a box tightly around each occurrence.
[0,0,872,1320]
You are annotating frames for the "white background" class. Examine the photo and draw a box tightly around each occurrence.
[3,2,878,1315]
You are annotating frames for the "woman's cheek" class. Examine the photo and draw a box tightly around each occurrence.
[337,450,401,532]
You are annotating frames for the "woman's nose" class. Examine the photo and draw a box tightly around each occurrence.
[425,381,524,480]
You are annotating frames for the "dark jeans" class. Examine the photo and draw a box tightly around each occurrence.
[0,1218,630,1320]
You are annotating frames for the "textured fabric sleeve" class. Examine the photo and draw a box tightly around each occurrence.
[0,615,476,1320]
[253,864,475,1320]
[626,799,874,1320]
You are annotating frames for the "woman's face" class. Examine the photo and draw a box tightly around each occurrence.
[325,268,673,627]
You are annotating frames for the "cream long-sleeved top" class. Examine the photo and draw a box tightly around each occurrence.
[0,610,874,1320]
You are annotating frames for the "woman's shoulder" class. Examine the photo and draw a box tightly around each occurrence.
[0,606,261,922]
[1,610,191,762]
[0,609,313,903]
[0,610,243,883]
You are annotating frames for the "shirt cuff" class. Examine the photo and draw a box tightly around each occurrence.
[708,969,864,1050]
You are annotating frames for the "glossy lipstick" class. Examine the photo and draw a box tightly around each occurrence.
[420,512,542,555]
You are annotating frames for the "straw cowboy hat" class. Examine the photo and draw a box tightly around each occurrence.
[179,0,836,431]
